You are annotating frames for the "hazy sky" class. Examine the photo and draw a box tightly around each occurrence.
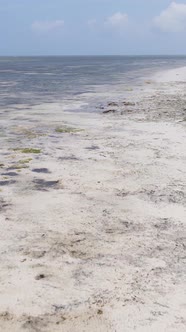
[1,0,186,55]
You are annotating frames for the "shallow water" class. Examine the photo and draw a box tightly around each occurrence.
[1,56,186,112]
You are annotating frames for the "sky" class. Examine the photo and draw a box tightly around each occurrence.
[1,0,186,55]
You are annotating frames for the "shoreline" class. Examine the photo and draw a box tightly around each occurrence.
[0,65,186,331]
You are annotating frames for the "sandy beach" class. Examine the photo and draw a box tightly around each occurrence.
[0,66,186,331]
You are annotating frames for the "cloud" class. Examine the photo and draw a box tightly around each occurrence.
[105,12,128,28]
[153,2,186,32]
[31,20,64,33]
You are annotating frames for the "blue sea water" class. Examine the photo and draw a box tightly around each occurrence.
[0,56,186,112]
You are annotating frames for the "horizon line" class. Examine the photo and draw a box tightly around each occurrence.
[0,54,186,57]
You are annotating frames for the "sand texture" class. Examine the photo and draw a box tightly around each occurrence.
[0,67,186,331]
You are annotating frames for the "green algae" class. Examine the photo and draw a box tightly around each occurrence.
[13,148,41,154]
[12,165,29,169]
[55,127,83,134]
[21,148,41,154]
[18,158,32,164]
[10,127,47,139]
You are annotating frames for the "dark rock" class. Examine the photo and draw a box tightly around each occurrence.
[85,145,100,150]
[0,199,10,211]
[0,180,16,186]
[108,101,119,107]
[53,304,66,312]
[33,179,60,191]
[2,172,18,177]
[121,109,133,115]
[97,309,103,315]
[59,156,79,161]
[103,109,116,114]
[32,168,51,174]
[122,101,135,106]
[35,274,45,280]
[107,102,118,107]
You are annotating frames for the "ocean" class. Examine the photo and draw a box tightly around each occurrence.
[1,56,186,112]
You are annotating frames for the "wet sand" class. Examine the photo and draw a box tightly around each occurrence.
[0,67,186,331]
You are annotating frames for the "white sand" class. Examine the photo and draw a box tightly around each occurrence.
[0,67,186,331]
[153,65,186,82]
